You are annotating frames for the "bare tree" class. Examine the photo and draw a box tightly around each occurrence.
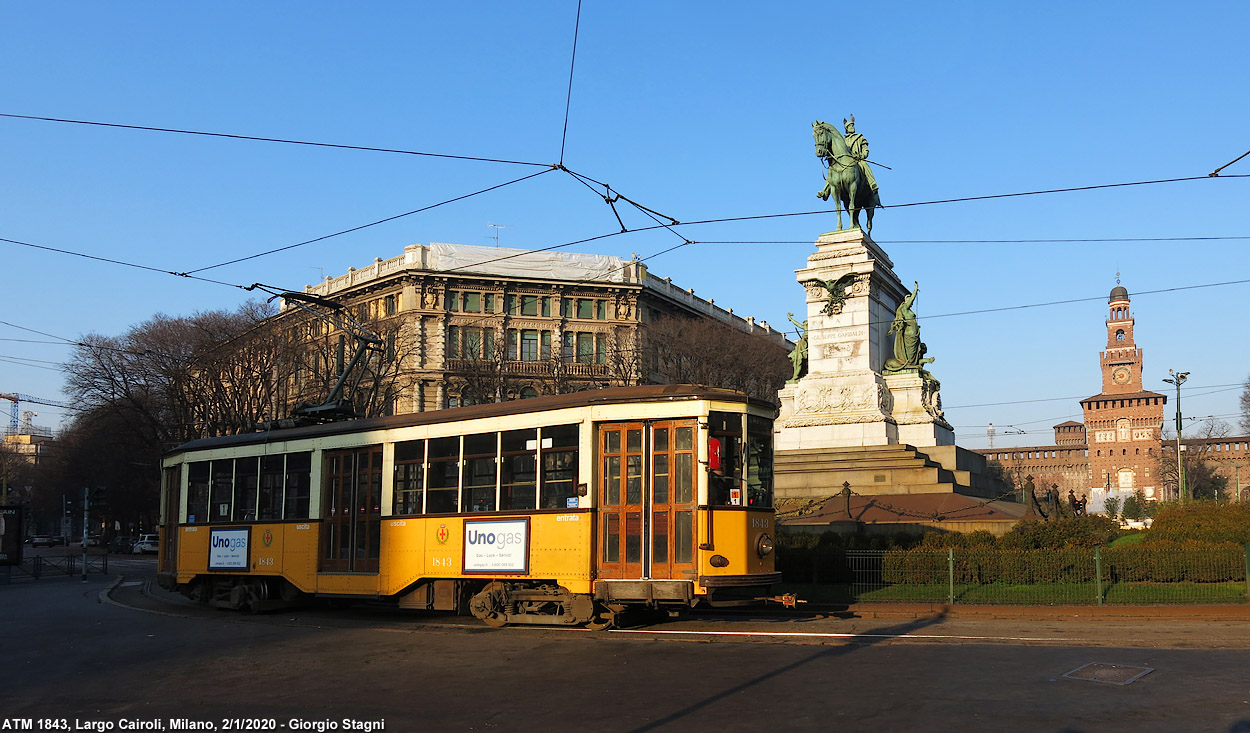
[1241,374,1250,434]
[639,315,790,405]
[1158,419,1233,501]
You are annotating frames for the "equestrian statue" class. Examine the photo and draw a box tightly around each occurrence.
[812,115,881,233]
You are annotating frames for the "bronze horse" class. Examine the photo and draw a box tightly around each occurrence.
[813,121,878,233]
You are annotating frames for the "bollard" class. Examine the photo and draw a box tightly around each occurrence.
[1244,544,1250,602]
[1095,547,1103,606]
[948,548,955,606]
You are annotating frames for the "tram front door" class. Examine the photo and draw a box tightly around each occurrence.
[597,421,697,580]
[321,446,382,573]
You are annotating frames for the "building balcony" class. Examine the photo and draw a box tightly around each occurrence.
[447,359,609,378]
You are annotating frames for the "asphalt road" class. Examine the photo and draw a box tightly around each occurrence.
[3,563,1250,732]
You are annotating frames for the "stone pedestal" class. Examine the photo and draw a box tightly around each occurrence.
[882,372,954,447]
[776,228,952,449]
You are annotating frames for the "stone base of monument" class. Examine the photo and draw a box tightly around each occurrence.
[881,371,955,447]
[774,444,1025,535]
[776,376,898,449]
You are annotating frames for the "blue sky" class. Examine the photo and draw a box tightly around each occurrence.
[2,2,1247,447]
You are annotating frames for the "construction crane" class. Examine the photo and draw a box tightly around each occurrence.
[0,393,73,434]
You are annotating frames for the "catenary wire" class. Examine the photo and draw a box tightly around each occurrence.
[559,0,583,165]
[0,112,552,168]
[183,168,556,275]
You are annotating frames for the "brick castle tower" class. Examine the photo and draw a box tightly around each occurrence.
[1079,283,1167,501]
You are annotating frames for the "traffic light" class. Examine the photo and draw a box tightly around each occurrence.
[89,488,108,512]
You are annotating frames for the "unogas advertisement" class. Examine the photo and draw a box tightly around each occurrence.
[208,527,250,570]
[463,518,529,574]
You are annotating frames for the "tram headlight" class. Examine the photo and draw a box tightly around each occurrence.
[710,554,730,568]
[756,533,775,558]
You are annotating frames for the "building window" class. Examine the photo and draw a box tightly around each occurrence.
[484,293,495,313]
[521,295,539,317]
[521,330,539,361]
[540,330,551,360]
[541,296,551,317]
[462,292,481,313]
[577,298,593,319]
[448,292,459,312]
[576,333,595,363]
[562,298,574,318]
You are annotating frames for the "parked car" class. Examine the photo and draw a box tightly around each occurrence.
[131,534,159,555]
[108,536,135,554]
[30,535,55,548]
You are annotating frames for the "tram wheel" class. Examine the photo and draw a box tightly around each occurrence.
[469,582,509,628]
[587,603,624,631]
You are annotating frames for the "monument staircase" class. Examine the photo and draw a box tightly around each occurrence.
[775,444,1002,500]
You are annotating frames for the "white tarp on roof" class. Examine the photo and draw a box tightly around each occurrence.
[427,242,628,283]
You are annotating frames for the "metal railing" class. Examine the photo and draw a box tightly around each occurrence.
[4,553,109,581]
[784,545,1250,605]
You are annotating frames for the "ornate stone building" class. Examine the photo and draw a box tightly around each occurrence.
[976,284,1250,509]
[282,242,788,413]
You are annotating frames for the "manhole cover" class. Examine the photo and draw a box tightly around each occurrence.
[1063,663,1154,686]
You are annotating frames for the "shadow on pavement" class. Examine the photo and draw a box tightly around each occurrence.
[628,609,950,732]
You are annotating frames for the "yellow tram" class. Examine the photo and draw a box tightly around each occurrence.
[156,385,780,628]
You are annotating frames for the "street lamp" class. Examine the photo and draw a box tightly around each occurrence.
[1162,369,1189,502]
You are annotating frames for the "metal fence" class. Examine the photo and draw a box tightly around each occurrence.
[4,553,109,581]
[830,546,1250,605]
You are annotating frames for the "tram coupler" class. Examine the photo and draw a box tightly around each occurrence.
[759,593,804,609]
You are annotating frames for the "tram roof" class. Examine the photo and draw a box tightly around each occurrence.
[166,384,771,457]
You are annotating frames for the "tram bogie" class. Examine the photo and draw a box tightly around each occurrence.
[157,385,780,628]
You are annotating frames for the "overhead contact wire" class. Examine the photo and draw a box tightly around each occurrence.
[184,168,556,275]
[559,0,583,165]
[0,112,551,168]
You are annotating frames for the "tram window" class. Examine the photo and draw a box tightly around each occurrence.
[426,437,459,514]
[462,432,498,512]
[540,424,579,509]
[625,512,642,563]
[603,513,620,563]
[233,457,259,522]
[653,428,670,504]
[283,452,312,520]
[258,455,285,521]
[674,511,693,564]
[394,440,426,515]
[187,461,210,523]
[211,459,234,522]
[500,429,537,511]
[746,429,774,509]
[675,427,694,504]
[708,412,743,507]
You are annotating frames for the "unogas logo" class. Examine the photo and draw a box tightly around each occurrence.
[211,534,248,550]
[466,527,523,550]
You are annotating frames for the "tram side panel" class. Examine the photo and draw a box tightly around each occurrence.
[174,522,320,593]
[381,511,594,597]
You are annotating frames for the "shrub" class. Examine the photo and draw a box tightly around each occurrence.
[1146,502,1250,545]
[999,515,1120,549]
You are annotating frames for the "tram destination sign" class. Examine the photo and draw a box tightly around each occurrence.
[208,527,251,570]
[463,518,530,574]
